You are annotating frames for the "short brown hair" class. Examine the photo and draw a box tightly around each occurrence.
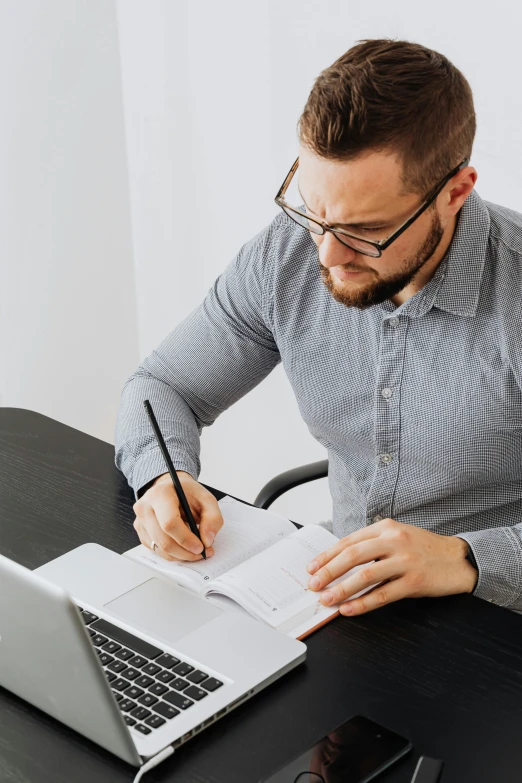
[298,39,476,195]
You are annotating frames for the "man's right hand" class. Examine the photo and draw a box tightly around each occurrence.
[132,471,224,561]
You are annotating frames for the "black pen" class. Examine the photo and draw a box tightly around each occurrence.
[143,399,206,559]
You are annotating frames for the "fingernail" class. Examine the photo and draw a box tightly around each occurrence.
[307,559,318,573]
[204,532,215,547]
[308,575,320,589]
[190,543,203,554]
[321,591,333,605]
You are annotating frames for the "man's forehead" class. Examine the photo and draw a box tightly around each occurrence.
[297,146,413,222]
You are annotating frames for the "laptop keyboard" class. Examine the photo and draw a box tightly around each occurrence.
[77,606,224,736]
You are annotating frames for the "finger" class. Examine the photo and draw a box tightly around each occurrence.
[307,526,382,574]
[136,506,207,561]
[193,496,224,549]
[338,576,407,616]
[307,539,386,591]
[152,485,206,555]
[317,558,400,605]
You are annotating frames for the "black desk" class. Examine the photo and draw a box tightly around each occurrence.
[2,408,522,783]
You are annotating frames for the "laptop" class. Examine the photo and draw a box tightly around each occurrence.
[0,544,306,776]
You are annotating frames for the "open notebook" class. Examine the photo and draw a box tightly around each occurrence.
[124,496,374,641]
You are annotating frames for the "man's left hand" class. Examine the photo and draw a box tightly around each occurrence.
[307,518,478,616]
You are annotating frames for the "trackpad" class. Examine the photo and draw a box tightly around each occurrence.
[104,578,223,645]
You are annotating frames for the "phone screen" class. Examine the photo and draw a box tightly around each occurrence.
[260,715,412,783]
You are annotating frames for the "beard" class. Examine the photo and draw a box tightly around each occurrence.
[319,207,445,310]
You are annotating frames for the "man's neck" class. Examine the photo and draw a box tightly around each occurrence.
[390,213,458,307]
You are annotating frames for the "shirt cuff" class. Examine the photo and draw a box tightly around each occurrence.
[455,526,522,607]
[130,447,199,501]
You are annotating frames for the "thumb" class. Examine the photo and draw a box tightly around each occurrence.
[197,501,224,548]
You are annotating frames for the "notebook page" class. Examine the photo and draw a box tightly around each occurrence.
[123,496,296,594]
[204,524,375,633]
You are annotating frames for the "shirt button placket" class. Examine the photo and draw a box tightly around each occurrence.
[366,314,406,527]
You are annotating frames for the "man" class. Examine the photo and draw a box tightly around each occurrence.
[115,39,522,617]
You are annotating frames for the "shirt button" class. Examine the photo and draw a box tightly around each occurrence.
[381,387,393,399]
[373,514,384,523]
[388,317,400,327]
[380,453,393,464]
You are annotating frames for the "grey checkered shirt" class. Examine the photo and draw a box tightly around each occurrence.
[115,189,522,610]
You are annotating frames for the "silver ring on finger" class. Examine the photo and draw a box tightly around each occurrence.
[151,540,157,553]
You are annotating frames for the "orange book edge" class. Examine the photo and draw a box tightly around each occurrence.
[296,608,341,641]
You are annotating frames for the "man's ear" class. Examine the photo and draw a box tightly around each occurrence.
[447,166,477,215]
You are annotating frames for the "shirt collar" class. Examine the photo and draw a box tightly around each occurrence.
[431,188,490,317]
[380,188,491,319]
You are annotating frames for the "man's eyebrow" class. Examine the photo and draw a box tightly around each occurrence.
[297,184,390,229]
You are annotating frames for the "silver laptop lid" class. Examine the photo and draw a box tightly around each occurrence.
[0,553,141,767]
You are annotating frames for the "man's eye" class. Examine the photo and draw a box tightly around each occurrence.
[358,226,386,234]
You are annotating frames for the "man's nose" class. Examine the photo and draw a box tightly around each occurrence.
[317,231,357,268]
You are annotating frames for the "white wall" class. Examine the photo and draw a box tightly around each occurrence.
[3,1,521,523]
[0,0,139,441]
[116,0,522,521]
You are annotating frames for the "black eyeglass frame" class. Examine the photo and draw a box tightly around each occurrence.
[274,157,469,258]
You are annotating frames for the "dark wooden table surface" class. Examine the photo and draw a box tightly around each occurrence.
[2,408,522,783]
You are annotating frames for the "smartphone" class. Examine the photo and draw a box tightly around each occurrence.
[259,715,412,783]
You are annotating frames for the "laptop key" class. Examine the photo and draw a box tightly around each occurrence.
[108,660,127,674]
[98,652,114,666]
[164,691,193,710]
[153,702,180,720]
[105,672,117,683]
[121,667,141,681]
[155,653,180,669]
[138,694,158,708]
[171,678,190,691]
[87,628,96,637]
[173,662,194,677]
[135,724,151,735]
[184,686,207,701]
[201,677,223,692]
[114,647,134,661]
[125,686,144,700]
[92,634,108,647]
[186,670,208,685]
[131,707,151,721]
[135,675,155,688]
[142,663,161,676]
[156,670,175,684]
[124,716,136,726]
[112,692,124,701]
[145,714,166,729]
[81,611,98,625]
[103,641,121,654]
[112,678,131,692]
[90,619,163,660]
[149,682,168,696]
[119,699,137,713]
[128,655,148,668]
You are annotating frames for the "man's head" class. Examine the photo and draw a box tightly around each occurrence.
[295,39,477,308]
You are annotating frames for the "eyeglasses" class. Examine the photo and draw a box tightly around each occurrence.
[274,157,469,258]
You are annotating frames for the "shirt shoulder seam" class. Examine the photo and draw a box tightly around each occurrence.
[488,226,522,258]
[261,212,295,331]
